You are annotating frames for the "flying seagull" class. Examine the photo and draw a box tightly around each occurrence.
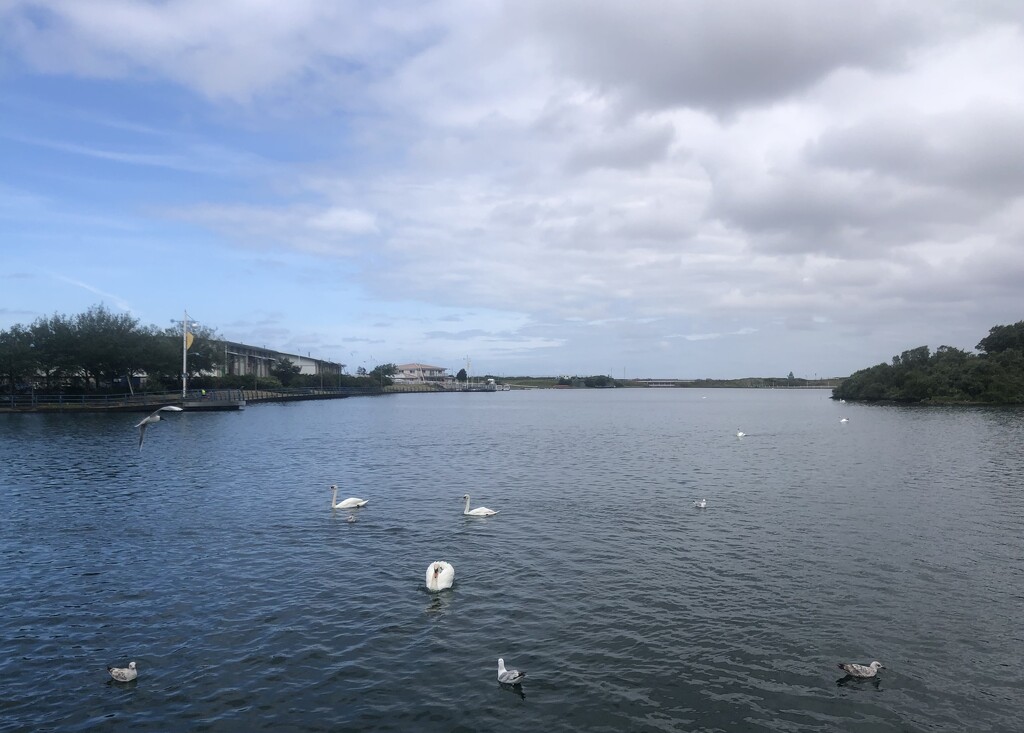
[498,658,526,685]
[108,661,138,682]
[837,660,884,678]
[135,406,183,449]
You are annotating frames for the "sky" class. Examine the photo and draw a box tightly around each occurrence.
[2,0,1023,379]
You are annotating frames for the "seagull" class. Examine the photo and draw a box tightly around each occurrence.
[693,499,707,508]
[108,661,138,682]
[840,417,849,423]
[134,406,183,449]
[735,428,746,438]
[837,660,884,678]
[498,658,525,685]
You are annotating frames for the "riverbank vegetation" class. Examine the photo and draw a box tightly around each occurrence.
[0,304,387,395]
[832,321,1024,403]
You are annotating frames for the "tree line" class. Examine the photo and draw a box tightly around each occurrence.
[0,304,386,394]
[832,320,1024,403]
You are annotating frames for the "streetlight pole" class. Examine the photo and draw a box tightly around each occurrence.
[181,310,188,399]
[173,311,197,399]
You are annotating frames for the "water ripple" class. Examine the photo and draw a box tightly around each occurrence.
[1,392,1022,732]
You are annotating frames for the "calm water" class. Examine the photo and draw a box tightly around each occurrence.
[1,389,1022,732]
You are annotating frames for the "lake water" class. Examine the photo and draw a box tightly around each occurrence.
[1,389,1022,732]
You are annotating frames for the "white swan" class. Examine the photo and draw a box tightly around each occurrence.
[735,428,746,438]
[837,660,884,678]
[497,658,525,685]
[108,661,138,682]
[134,405,183,449]
[425,560,455,591]
[693,498,707,508]
[329,484,368,510]
[462,494,497,516]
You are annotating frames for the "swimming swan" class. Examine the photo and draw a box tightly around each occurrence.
[425,561,455,591]
[462,494,497,516]
[329,484,368,510]
[735,428,746,438]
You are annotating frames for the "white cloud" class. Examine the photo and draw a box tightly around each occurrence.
[3,1,1024,375]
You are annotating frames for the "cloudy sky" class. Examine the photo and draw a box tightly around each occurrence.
[2,1,1022,379]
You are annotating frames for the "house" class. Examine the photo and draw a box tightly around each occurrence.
[396,363,449,383]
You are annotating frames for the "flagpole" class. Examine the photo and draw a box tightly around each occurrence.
[182,310,189,399]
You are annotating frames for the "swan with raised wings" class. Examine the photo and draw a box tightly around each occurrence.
[462,494,497,516]
[425,561,455,591]
[329,484,368,510]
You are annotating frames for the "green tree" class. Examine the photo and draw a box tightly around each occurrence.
[456,368,467,382]
[0,325,37,394]
[30,313,78,391]
[270,357,302,386]
[977,320,1024,355]
[369,363,397,387]
[74,304,145,390]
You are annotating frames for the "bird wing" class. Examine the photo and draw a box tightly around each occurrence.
[838,662,870,676]
[499,669,525,684]
[108,666,133,681]
[137,422,148,449]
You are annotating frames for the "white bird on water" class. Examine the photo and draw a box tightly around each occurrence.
[840,417,849,423]
[134,406,183,450]
[425,561,455,591]
[462,494,497,517]
[693,498,707,508]
[498,658,525,685]
[736,428,746,438]
[329,484,368,510]
[108,661,138,682]
[837,660,884,678]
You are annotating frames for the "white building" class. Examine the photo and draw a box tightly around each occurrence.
[220,341,342,378]
[396,363,449,383]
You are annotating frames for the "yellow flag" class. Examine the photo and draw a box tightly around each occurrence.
[186,332,195,350]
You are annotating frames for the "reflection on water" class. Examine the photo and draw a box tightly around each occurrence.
[1,391,1022,732]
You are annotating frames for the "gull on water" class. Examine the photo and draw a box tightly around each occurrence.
[837,660,884,678]
[108,661,138,682]
[840,417,849,423]
[693,499,707,508]
[498,658,525,685]
[346,514,357,523]
[463,494,497,516]
[329,484,368,510]
[135,406,183,450]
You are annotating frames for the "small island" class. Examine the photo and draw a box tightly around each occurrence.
[832,320,1024,404]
